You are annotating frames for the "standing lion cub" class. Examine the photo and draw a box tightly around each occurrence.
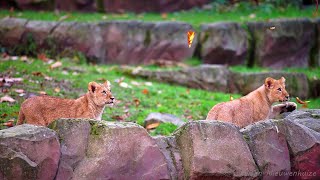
[17,81,114,126]
[206,77,296,128]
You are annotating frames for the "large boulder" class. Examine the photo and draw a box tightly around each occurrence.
[173,120,259,179]
[199,22,248,65]
[14,0,54,11]
[154,136,184,180]
[50,119,170,179]
[48,22,103,62]
[285,109,320,133]
[0,18,28,50]
[229,72,309,99]
[274,116,320,178]
[0,124,60,180]
[248,19,315,68]
[125,64,230,92]
[55,0,96,12]
[99,21,196,64]
[241,120,291,179]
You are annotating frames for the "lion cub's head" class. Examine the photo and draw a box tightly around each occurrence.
[265,77,289,103]
[88,81,114,106]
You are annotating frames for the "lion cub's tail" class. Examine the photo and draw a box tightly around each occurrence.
[17,109,25,125]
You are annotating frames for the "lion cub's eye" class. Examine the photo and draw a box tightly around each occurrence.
[102,90,107,94]
[277,88,282,92]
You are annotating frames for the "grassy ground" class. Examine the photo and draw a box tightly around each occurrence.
[0,3,318,27]
[1,57,319,135]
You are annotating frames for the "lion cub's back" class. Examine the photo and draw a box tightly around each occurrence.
[206,98,253,125]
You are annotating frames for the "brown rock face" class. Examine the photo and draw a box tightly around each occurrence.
[174,120,259,179]
[241,120,291,180]
[248,19,315,68]
[15,0,54,11]
[50,119,170,180]
[0,18,28,50]
[200,22,248,65]
[0,124,60,180]
[99,21,196,64]
[55,0,96,12]
[275,115,320,179]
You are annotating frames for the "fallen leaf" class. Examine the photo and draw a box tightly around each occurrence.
[10,56,18,60]
[59,14,70,21]
[44,76,53,81]
[269,26,275,30]
[1,113,8,118]
[131,81,140,86]
[32,71,44,77]
[119,82,131,88]
[50,61,62,69]
[54,87,60,93]
[186,89,190,94]
[20,56,28,61]
[146,122,161,130]
[2,121,14,127]
[249,13,256,19]
[115,77,125,84]
[14,89,24,94]
[37,53,48,62]
[187,30,195,48]
[142,89,149,95]
[230,95,234,101]
[296,97,310,108]
[161,13,167,19]
[133,98,140,107]
[0,95,16,103]
[145,82,153,86]
[39,91,47,95]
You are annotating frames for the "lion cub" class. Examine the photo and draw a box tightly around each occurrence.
[17,81,114,126]
[206,77,296,128]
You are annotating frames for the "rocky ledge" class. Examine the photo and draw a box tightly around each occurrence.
[0,110,319,179]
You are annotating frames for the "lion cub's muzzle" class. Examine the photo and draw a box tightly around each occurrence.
[107,97,115,104]
[280,95,290,103]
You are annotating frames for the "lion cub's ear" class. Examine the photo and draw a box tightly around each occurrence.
[280,77,286,83]
[265,77,275,89]
[104,81,111,90]
[88,82,99,93]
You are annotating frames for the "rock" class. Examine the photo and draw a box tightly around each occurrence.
[229,71,309,99]
[154,136,183,180]
[199,22,248,65]
[125,64,230,92]
[174,120,259,179]
[248,19,315,68]
[0,124,60,180]
[99,21,196,64]
[145,113,185,128]
[49,22,103,62]
[14,0,54,11]
[273,117,320,178]
[241,120,291,179]
[309,78,320,98]
[55,0,96,12]
[50,119,170,179]
[101,0,210,13]
[0,18,28,50]
[22,20,59,50]
[285,109,320,133]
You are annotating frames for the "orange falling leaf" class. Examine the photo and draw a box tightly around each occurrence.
[142,89,149,95]
[230,95,234,101]
[296,97,310,109]
[187,30,195,48]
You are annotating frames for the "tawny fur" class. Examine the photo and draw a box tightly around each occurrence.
[206,77,296,128]
[17,81,114,126]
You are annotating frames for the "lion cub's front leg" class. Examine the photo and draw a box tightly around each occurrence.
[269,102,297,119]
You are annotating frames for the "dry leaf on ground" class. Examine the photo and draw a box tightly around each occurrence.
[0,95,16,103]
[50,61,62,69]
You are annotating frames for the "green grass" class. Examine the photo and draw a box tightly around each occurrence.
[1,58,320,135]
[0,3,318,27]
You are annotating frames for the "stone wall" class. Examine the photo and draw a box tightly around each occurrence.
[0,17,319,68]
[0,110,320,179]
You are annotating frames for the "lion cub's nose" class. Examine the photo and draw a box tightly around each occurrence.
[110,97,115,100]
[285,96,290,100]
